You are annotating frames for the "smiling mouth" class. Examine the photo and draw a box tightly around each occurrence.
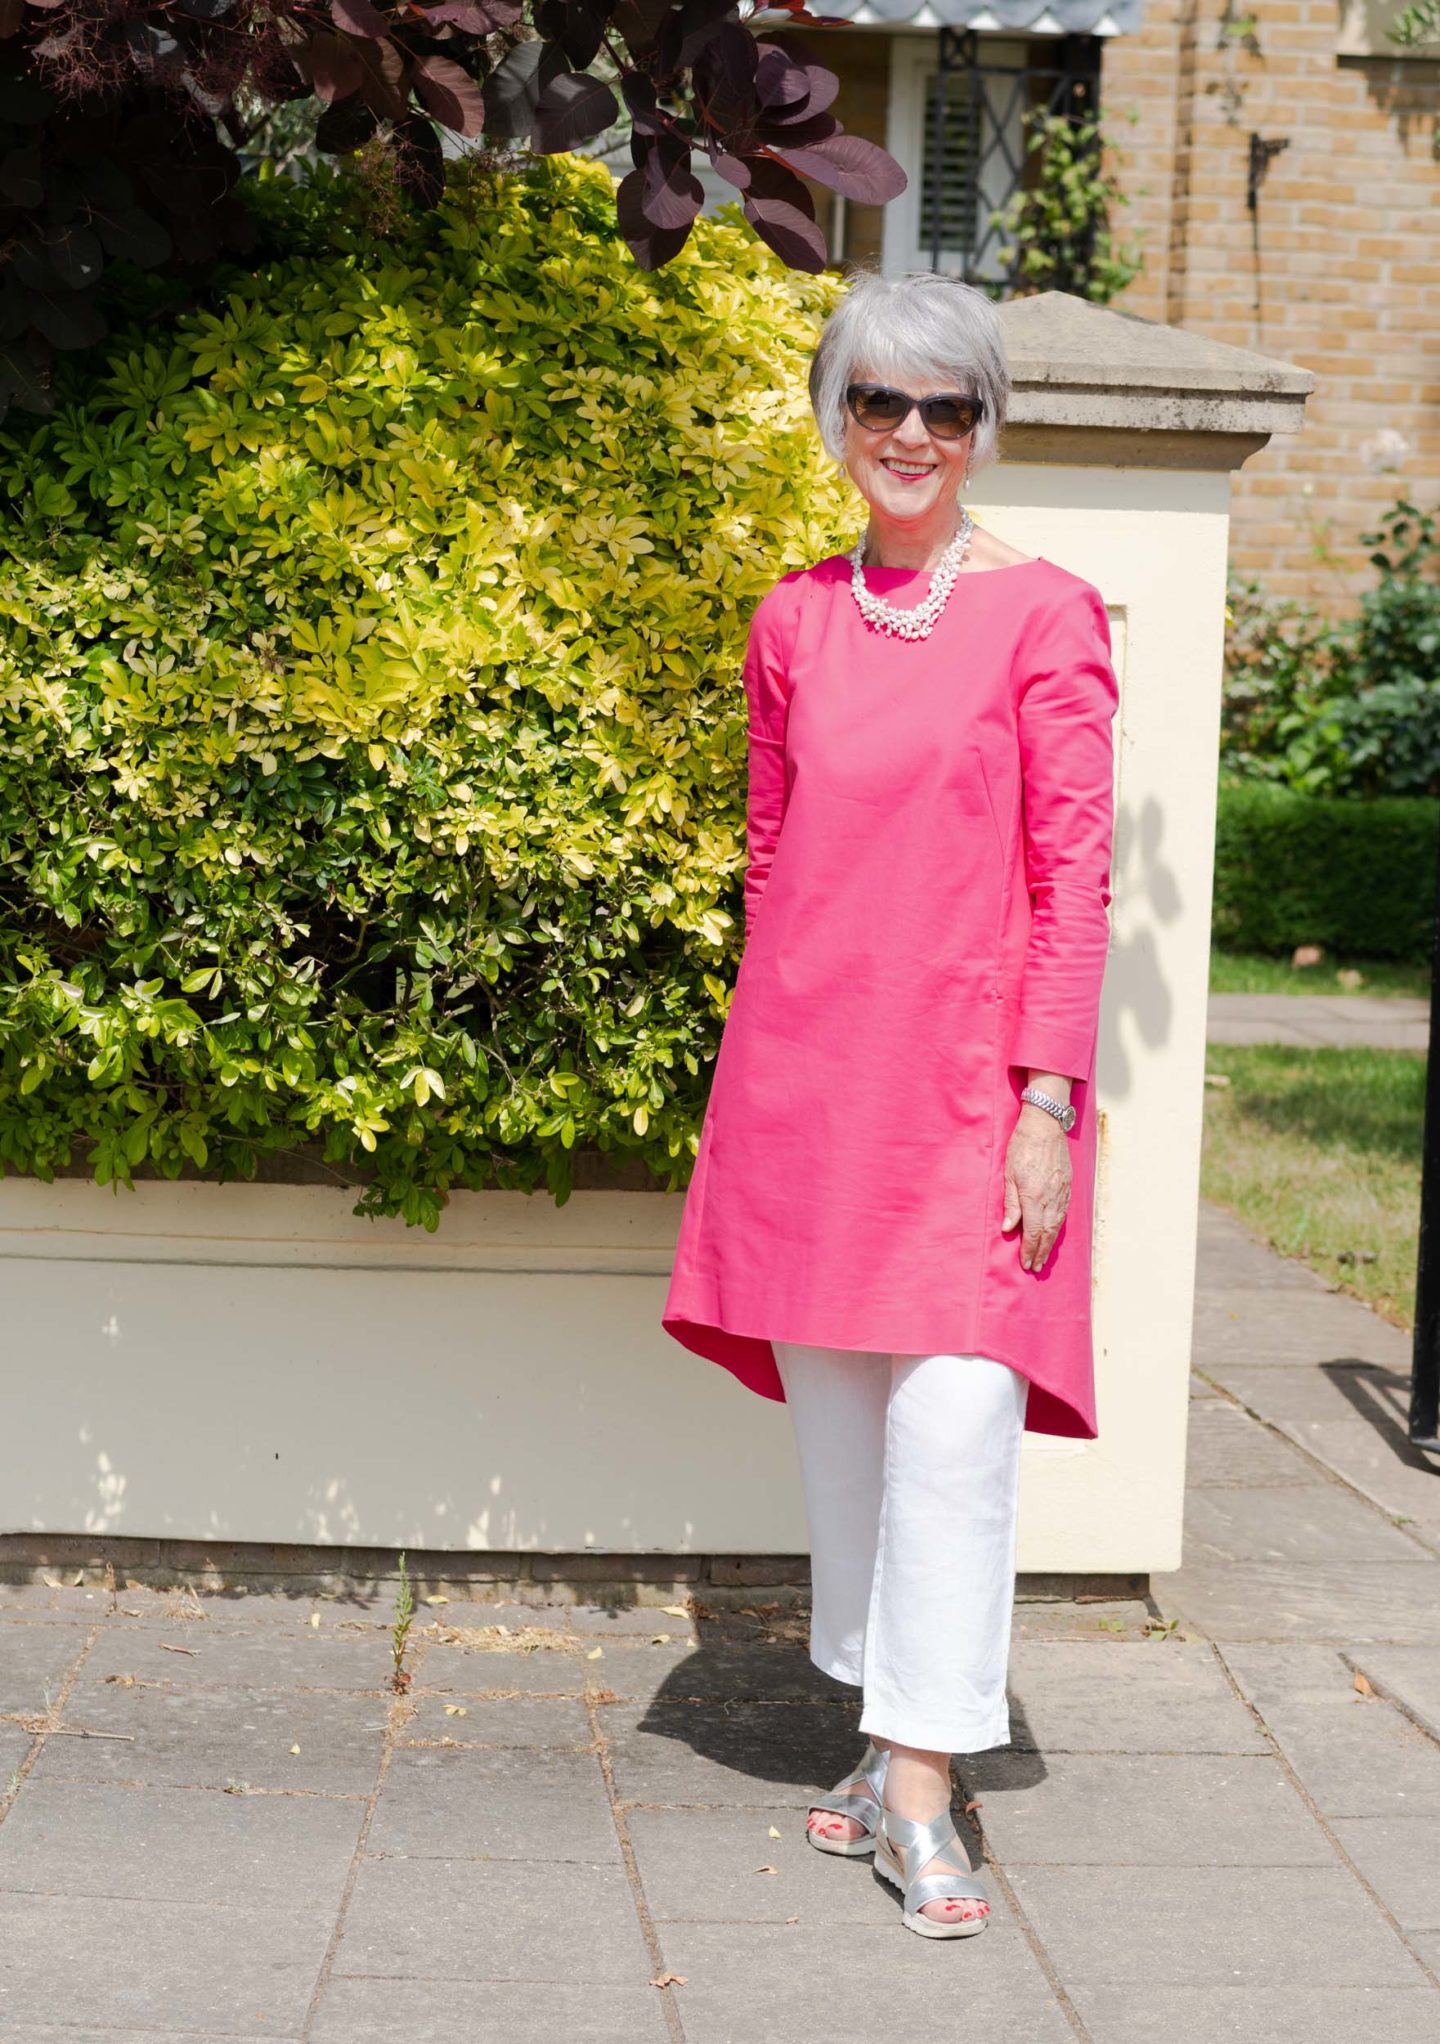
[881,459,936,477]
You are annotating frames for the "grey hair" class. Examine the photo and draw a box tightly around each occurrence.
[807,267,1010,475]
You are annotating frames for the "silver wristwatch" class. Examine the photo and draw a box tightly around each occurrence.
[1020,1085,1077,1133]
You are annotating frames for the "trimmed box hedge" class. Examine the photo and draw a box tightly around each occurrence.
[1213,779,1439,964]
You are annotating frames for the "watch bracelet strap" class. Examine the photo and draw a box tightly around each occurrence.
[1021,1085,1073,1126]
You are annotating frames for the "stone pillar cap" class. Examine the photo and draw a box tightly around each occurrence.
[995,292,1315,460]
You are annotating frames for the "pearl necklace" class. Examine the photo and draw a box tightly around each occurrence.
[846,507,974,641]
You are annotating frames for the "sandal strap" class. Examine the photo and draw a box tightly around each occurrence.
[809,1786,882,1824]
[812,1740,889,1817]
[883,1804,965,1874]
[907,1868,992,1910]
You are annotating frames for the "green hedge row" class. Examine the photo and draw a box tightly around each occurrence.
[1213,779,1439,963]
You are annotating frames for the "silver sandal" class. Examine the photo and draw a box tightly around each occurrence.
[805,1739,891,1857]
[873,1802,993,1938]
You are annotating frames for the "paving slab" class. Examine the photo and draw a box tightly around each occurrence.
[565,1603,701,1640]
[1151,1557,1440,1645]
[599,1700,861,1807]
[578,1641,853,1705]
[1182,1484,1425,1565]
[1330,1815,1440,1932]
[1222,1643,1440,1819]
[1008,1863,1421,1985]
[309,1975,670,2044]
[1069,1983,1440,2044]
[0,1778,363,1913]
[651,1919,1075,2044]
[1005,1639,1269,1753]
[1194,1201,1332,1289]
[333,1854,651,1983]
[1348,1648,1440,1743]
[0,1722,32,1788]
[1206,991,1429,1051]
[1182,1401,1329,1488]
[1210,1360,1412,1428]
[1192,1287,1408,1369]
[1009,1600,1156,1641]
[83,1624,393,1692]
[415,1643,590,1695]
[397,1692,593,1746]
[366,1744,620,1864]
[28,1678,389,1794]
[0,1623,89,1716]
[962,1750,1329,1866]
[1259,1419,1440,1538]
[0,1891,326,2031]
[627,1804,901,1924]
[0,2032,290,2043]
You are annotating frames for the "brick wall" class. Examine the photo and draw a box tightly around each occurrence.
[793,15,1439,612]
[1103,0,1440,608]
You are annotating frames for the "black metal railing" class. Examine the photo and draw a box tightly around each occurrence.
[924,29,1104,290]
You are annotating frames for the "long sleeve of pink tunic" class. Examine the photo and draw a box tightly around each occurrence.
[663,551,1120,1440]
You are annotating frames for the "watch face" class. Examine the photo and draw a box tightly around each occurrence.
[1062,1105,1077,1132]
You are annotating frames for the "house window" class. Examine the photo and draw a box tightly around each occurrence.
[882,30,1104,289]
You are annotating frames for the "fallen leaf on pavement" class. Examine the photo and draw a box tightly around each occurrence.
[650,1973,687,1989]
[768,1825,782,1839]
[289,1745,301,1756]
[755,1864,778,1875]
[586,1646,603,1660]
[660,1605,690,1619]
[105,1674,136,1687]
[159,1643,199,1657]
[650,1633,671,1645]
[444,1704,468,1717]
[1353,1670,1375,1697]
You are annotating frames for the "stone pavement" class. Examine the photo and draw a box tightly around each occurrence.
[1207,990,1429,1050]
[3,1200,1440,2041]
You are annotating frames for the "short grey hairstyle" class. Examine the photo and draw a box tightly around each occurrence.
[807,268,1010,475]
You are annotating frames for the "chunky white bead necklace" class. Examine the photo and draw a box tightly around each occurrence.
[846,507,975,641]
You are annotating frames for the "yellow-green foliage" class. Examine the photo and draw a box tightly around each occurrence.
[0,153,852,1225]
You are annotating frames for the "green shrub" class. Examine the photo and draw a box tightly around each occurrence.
[1220,574,1350,793]
[0,152,853,1226]
[1213,779,1439,964]
[1222,499,1440,798]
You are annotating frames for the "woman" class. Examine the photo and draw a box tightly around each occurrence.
[661,268,1119,1941]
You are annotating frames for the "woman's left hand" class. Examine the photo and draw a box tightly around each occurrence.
[1001,1108,1072,1271]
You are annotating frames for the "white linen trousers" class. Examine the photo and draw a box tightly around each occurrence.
[773,1341,1029,1754]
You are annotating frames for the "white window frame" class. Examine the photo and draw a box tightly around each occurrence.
[880,34,1032,282]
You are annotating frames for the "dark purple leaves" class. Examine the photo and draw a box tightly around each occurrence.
[0,0,910,418]
[330,0,390,39]
[532,69,622,154]
[481,34,573,141]
[422,0,524,28]
[303,31,365,104]
[768,132,908,203]
[414,52,488,137]
[738,155,826,271]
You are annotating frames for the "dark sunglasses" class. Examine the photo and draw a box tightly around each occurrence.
[845,382,983,441]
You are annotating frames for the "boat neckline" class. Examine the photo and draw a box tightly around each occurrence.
[829,553,1048,578]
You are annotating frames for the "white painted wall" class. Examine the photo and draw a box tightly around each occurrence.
[2,460,1229,1568]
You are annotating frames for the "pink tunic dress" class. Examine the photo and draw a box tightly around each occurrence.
[661,549,1119,1439]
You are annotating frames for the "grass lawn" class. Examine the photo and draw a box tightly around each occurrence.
[1199,1042,1424,1330]
[1209,948,1431,999]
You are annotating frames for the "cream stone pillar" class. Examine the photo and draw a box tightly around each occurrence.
[984,293,1313,1570]
[0,295,1311,1573]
